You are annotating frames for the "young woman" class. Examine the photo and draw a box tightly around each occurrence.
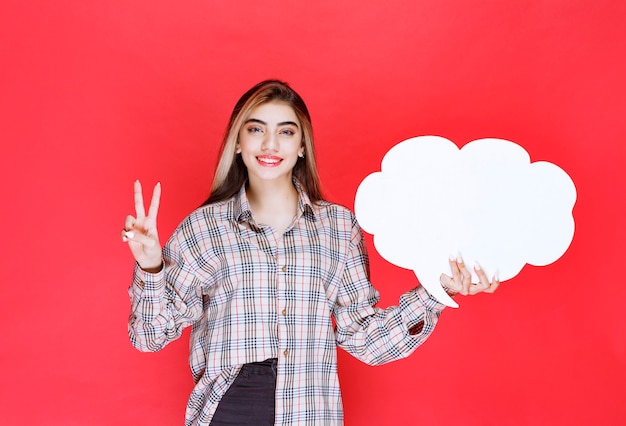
[122,80,499,426]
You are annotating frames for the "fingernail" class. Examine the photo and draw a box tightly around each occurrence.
[456,255,464,263]
[125,231,135,239]
[449,254,455,261]
[474,262,481,270]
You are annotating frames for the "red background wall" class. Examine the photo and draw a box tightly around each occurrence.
[1,1,625,425]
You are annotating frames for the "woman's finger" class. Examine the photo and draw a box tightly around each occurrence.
[440,273,459,295]
[445,256,502,297]
[449,256,461,279]
[484,275,501,294]
[474,262,489,284]
[134,180,146,219]
[468,262,489,294]
[123,229,158,249]
[147,182,161,220]
[470,267,502,295]
[456,257,472,295]
[124,215,136,231]
[439,273,456,288]
[448,256,463,292]
[469,282,489,295]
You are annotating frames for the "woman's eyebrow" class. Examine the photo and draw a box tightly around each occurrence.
[278,121,299,128]
[245,118,299,128]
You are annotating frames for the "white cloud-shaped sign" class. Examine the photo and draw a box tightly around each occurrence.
[354,136,576,308]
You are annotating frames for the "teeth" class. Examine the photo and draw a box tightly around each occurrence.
[258,157,280,164]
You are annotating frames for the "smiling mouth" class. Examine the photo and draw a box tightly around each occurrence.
[257,156,283,167]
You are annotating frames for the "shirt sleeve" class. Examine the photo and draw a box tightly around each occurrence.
[128,231,204,352]
[333,217,447,366]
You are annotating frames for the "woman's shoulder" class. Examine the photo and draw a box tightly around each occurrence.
[193,197,234,216]
[172,199,235,235]
[313,199,358,223]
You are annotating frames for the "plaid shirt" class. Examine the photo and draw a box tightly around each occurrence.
[128,181,447,425]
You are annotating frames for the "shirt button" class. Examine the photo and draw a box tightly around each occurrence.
[283,349,289,356]
[281,265,287,272]
[282,308,287,316]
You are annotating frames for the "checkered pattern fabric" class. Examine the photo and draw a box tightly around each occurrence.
[128,181,446,425]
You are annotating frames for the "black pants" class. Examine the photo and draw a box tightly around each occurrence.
[210,358,278,426]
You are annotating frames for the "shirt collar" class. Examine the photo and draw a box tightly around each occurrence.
[233,179,317,223]
[294,179,317,221]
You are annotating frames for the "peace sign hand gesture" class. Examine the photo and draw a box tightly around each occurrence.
[121,180,163,272]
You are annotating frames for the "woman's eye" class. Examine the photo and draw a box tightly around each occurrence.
[248,126,262,133]
[280,129,295,136]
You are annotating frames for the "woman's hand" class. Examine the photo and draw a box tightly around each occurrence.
[439,256,500,297]
[121,180,163,272]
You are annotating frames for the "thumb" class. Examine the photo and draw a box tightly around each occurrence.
[123,230,159,249]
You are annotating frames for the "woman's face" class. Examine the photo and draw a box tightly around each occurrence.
[236,101,304,185]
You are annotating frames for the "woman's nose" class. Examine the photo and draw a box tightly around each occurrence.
[262,132,278,150]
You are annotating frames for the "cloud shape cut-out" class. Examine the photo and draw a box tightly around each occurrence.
[354,136,577,307]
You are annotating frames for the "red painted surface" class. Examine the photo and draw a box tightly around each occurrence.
[1,1,624,424]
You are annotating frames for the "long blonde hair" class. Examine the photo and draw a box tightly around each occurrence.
[202,80,323,205]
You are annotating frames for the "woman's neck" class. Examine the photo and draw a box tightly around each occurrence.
[246,175,299,218]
